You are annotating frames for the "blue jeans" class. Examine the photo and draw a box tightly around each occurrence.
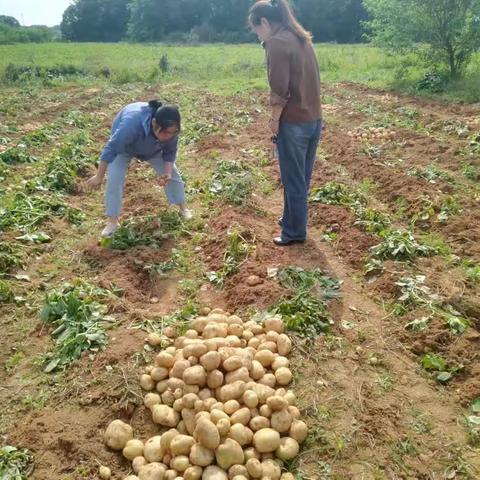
[277,119,322,241]
[105,153,186,217]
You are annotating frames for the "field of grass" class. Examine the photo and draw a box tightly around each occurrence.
[0,42,480,101]
[0,43,479,479]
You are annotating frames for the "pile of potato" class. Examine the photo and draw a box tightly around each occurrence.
[102,308,307,480]
[348,126,396,141]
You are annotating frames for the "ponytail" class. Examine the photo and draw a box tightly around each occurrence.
[249,0,312,44]
[149,100,181,132]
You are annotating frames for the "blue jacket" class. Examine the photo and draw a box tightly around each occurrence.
[100,102,178,164]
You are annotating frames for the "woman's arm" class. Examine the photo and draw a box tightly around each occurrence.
[266,39,291,133]
[86,116,137,190]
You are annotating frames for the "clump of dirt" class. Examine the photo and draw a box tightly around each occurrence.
[83,242,175,303]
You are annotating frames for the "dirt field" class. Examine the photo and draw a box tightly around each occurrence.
[0,80,479,479]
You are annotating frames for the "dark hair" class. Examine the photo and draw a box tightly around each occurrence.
[148,100,181,131]
[249,0,312,44]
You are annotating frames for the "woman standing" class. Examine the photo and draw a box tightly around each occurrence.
[86,100,191,237]
[249,0,322,246]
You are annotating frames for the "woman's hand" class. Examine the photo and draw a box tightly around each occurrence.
[86,174,103,190]
[158,173,172,187]
[269,117,280,135]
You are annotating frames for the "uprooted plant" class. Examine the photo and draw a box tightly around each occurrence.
[40,280,120,372]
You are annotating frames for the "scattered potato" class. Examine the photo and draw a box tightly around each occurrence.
[99,466,111,480]
[104,420,134,450]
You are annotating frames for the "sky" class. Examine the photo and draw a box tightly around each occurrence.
[0,0,71,26]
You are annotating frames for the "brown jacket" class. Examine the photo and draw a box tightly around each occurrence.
[265,27,322,123]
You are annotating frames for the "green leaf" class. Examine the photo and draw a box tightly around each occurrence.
[472,398,480,413]
[436,371,452,383]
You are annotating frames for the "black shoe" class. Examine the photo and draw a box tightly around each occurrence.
[273,236,306,246]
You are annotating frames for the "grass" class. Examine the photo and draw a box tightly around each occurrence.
[0,43,478,101]
[206,226,255,288]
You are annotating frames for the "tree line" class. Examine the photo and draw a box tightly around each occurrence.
[60,0,369,44]
[0,15,58,44]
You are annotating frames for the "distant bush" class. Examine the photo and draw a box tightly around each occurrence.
[0,24,56,44]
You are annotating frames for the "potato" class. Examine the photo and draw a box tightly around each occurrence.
[124,476,140,480]
[215,438,244,470]
[228,465,248,479]
[156,352,176,368]
[156,380,169,394]
[250,361,265,381]
[182,393,198,409]
[147,332,163,346]
[258,374,276,388]
[184,466,203,480]
[171,455,190,472]
[244,448,260,461]
[223,355,242,372]
[164,470,177,480]
[200,351,222,371]
[184,343,208,358]
[203,323,228,339]
[224,400,241,415]
[144,435,164,463]
[249,416,270,432]
[271,410,292,433]
[198,388,213,400]
[219,381,246,402]
[258,341,277,353]
[253,428,280,453]
[254,350,275,368]
[140,374,155,391]
[204,398,217,411]
[228,324,244,337]
[189,356,200,365]
[182,409,196,435]
[280,474,295,480]
[195,418,221,450]
[276,334,292,356]
[132,456,148,473]
[271,356,289,371]
[184,365,207,386]
[151,367,170,382]
[289,420,308,443]
[288,406,301,419]
[258,405,272,418]
[249,384,275,403]
[165,326,177,338]
[202,465,228,480]
[171,434,195,456]
[144,393,161,410]
[123,439,144,461]
[99,466,111,480]
[275,437,299,461]
[178,420,188,434]
[104,419,134,450]
[242,390,259,409]
[185,329,200,338]
[275,367,292,386]
[246,458,262,478]
[138,462,167,480]
[152,405,180,428]
[184,385,201,395]
[210,409,229,423]
[226,367,250,384]
[162,390,176,405]
[170,360,191,379]
[248,338,261,349]
[284,391,296,406]
[264,318,284,334]
[260,459,281,480]
[230,407,251,426]
[190,443,215,467]
[217,418,231,436]
[266,396,288,411]
[242,330,254,341]
[207,370,224,390]
[228,424,253,446]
